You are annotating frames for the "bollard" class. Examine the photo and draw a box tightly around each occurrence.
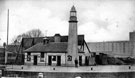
[38,73,43,78]
[75,76,81,78]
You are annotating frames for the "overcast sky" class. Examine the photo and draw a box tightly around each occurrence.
[0,0,135,45]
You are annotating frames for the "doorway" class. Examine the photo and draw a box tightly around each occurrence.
[33,56,37,65]
[79,56,82,66]
[57,56,61,66]
[48,56,52,65]
[85,56,89,66]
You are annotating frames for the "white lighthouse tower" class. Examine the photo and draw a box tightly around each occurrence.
[66,6,78,66]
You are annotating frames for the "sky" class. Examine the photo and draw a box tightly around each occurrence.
[0,0,135,46]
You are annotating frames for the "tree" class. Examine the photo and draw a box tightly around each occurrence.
[12,29,44,44]
[26,29,43,37]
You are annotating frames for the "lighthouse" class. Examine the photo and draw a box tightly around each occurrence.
[66,6,78,66]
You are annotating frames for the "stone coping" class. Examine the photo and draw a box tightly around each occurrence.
[5,65,135,73]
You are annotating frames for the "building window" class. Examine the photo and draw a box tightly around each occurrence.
[40,58,44,62]
[41,52,44,58]
[40,52,44,62]
[52,56,56,61]
[27,52,31,61]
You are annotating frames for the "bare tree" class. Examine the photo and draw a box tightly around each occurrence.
[26,29,43,37]
[12,29,44,44]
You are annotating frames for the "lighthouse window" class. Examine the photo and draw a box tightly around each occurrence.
[70,12,76,16]
[67,55,72,61]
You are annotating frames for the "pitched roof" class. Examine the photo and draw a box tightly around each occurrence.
[21,35,84,50]
[6,45,20,53]
[0,46,4,48]
[71,5,76,12]
[24,42,68,53]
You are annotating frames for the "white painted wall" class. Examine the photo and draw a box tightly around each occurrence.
[25,52,46,65]
[25,52,66,65]
[47,53,66,65]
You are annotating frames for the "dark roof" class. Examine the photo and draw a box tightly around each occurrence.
[0,46,4,48]
[0,46,5,53]
[21,35,84,49]
[54,34,61,36]
[24,42,84,53]
[0,48,4,53]
[6,45,20,53]
[71,6,76,12]
[24,42,67,53]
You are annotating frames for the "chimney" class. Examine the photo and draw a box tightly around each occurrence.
[43,37,49,45]
[54,34,61,42]
[130,31,135,41]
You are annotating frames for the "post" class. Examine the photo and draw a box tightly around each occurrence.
[7,9,9,45]
[3,42,7,64]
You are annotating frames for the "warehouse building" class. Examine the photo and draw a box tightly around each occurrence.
[85,31,135,58]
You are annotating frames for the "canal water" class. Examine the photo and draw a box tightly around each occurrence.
[4,71,135,78]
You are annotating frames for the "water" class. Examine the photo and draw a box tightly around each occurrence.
[5,71,135,78]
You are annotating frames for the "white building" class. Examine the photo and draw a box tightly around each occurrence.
[24,6,87,66]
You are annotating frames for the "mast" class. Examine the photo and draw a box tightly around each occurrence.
[7,9,9,45]
[5,9,9,64]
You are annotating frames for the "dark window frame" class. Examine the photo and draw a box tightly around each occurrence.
[52,56,56,61]
[41,52,44,58]
[27,52,31,61]
[40,52,44,62]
